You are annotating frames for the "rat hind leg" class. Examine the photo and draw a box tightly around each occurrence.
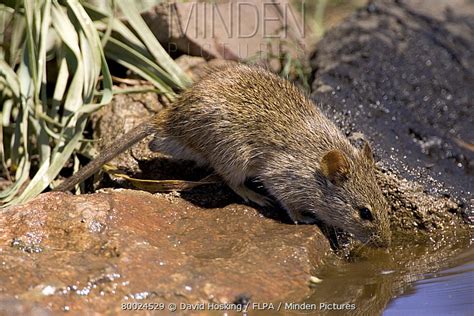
[148,136,208,166]
[152,135,270,207]
[214,162,271,207]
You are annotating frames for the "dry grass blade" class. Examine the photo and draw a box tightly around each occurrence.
[103,165,221,193]
[453,138,474,152]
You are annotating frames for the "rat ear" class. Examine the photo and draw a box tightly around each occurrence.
[320,150,351,185]
[362,142,375,165]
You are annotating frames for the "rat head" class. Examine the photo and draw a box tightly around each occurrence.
[315,143,391,247]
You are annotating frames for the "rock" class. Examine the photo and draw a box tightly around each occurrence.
[310,0,474,231]
[0,190,328,314]
[174,55,208,81]
[174,55,238,83]
[141,0,309,64]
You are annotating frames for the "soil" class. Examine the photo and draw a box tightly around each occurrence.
[310,0,473,233]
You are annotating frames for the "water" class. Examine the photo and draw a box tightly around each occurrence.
[306,230,473,315]
[384,246,474,316]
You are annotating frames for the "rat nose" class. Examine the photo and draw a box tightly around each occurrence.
[369,233,391,247]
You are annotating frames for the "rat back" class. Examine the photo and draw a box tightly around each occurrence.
[150,64,355,188]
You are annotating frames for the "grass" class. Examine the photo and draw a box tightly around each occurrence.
[0,0,191,207]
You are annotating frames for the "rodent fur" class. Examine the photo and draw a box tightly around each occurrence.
[55,64,391,247]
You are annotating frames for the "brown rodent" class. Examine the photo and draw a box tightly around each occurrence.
[55,64,391,247]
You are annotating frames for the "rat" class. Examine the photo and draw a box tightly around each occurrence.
[55,64,391,247]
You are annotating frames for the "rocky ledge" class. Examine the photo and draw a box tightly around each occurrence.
[0,190,328,314]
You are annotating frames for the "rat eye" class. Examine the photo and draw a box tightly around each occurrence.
[359,207,374,221]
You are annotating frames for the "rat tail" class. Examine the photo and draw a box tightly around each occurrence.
[53,121,156,192]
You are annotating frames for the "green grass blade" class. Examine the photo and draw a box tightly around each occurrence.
[51,2,84,120]
[0,157,30,201]
[67,1,102,102]
[7,3,25,67]
[8,116,86,205]
[0,60,20,99]
[37,1,52,164]
[84,3,148,54]
[116,0,191,89]
[1,0,188,205]
[50,54,69,119]
[97,42,113,104]
[0,116,10,181]
[104,37,174,95]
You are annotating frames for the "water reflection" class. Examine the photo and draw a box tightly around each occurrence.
[384,246,474,315]
[305,230,472,315]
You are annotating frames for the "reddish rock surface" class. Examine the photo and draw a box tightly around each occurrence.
[0,190,329,314]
